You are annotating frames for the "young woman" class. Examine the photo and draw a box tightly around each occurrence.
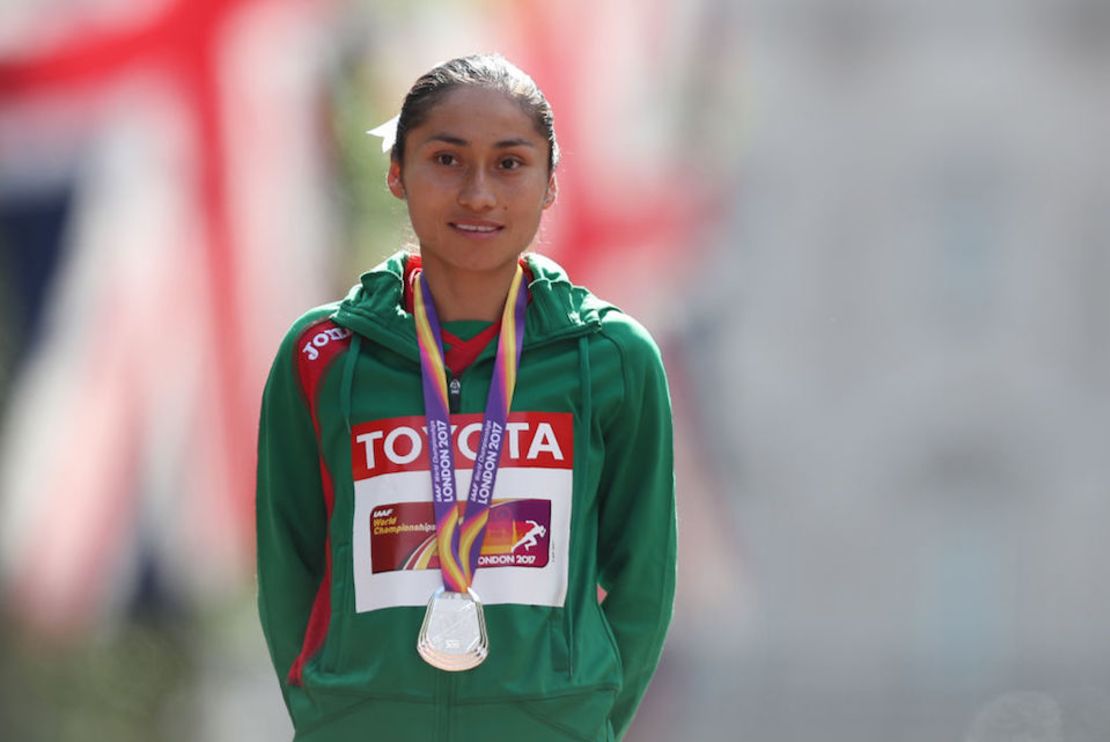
[256,54,676,741]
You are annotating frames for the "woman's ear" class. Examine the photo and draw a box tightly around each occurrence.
[387,161,406,199]
[543,174,558,209]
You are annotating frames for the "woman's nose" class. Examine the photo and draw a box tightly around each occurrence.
[457,168,496,211]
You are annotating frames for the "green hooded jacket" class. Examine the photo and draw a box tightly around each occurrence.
[256,251,676,741]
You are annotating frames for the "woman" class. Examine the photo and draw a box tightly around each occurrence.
[256,54,675,741]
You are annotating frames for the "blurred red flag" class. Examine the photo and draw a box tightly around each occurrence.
[0,0,332,633]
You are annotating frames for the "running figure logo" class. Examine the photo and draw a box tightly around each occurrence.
[512,520,547,553]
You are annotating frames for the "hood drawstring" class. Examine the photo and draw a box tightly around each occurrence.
[341,333,362,436]
[564,334,592,679]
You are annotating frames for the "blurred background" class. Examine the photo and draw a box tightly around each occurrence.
[2,0,1109,740]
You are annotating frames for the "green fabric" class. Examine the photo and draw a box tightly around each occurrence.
[256,251,675,741]
[441,319,493,341]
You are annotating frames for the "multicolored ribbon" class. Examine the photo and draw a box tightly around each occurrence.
[412,265,528,592]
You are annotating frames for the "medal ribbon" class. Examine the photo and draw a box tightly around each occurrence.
[413,265,528,592]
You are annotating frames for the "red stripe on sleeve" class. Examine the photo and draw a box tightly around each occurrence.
[287,318,352,686]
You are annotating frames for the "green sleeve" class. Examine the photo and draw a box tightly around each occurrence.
[255,313,330,710]
[596,316,677,740]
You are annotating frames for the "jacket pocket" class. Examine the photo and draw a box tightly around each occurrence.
[550,607,571,673]
[455,689,617,742]
[294,695,436,741]
[320,543,352,673]
[594,599,623,677]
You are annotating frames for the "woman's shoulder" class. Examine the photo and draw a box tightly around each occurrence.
[596,305,657,348]
[263,301,347,373]
[590,303,670,414]
[526,251,662,362]
[280,301,346,346]
[593,301,664,372]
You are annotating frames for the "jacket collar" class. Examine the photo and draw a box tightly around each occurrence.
[332,251,603,361]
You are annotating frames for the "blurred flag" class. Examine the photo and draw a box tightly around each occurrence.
[0,0,334,634]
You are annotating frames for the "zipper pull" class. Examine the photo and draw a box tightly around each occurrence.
[448,376,462,414]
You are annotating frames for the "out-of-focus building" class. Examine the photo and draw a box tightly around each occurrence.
[685,1,1110,739]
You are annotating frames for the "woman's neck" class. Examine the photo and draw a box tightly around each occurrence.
[418,255,521,323]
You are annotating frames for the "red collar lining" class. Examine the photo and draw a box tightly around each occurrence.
[402,255,533,378]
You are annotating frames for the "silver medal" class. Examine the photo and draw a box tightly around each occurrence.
[417,586,489,671]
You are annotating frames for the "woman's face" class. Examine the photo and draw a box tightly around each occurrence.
[388,86,556,276]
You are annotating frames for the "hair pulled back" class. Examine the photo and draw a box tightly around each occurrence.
[392,54,560,174]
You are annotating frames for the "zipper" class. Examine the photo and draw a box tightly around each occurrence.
[442,374,461,741]
[448,375,462,414]
[435,670,449,741]
[445,674,457,742]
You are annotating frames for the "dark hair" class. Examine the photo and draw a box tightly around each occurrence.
[392,54,560,174]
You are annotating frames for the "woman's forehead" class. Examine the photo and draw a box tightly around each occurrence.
[410,87,544,146]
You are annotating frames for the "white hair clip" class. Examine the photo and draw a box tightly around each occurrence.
[367,114,400,153]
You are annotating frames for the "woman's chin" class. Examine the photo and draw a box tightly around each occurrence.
[421,245,525,275]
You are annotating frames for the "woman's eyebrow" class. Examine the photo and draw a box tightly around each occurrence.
[423,133,536,148]
[425,134,468,146]
[493,137,536,149]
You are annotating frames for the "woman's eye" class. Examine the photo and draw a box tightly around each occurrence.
[435,153,457,166]
[500,157,522,170]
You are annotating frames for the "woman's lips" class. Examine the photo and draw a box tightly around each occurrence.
[450,221,504,237]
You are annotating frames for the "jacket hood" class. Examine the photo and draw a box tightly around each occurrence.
[332,251,606,356]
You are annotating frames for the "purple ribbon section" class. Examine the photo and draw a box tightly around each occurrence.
[414,267,528,592]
